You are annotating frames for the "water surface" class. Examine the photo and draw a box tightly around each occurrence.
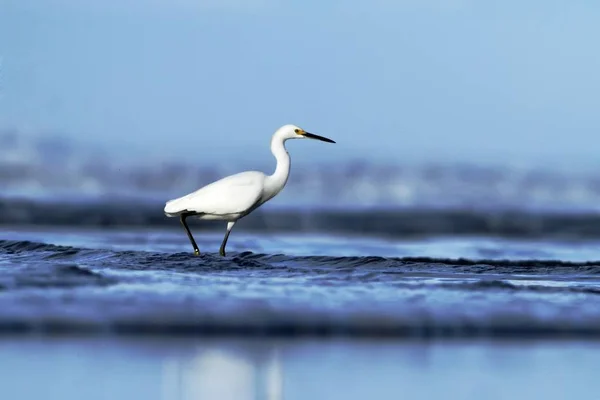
[3,336,599,399]
[1,227,600,337]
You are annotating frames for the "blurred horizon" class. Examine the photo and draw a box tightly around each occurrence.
[1,0,600,167]
[3,127,600,214]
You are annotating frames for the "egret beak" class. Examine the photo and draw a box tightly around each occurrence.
[303,132,336,143]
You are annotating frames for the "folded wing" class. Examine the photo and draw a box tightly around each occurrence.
[164,171,265,217]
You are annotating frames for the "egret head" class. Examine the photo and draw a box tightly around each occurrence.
[275,124,336,143]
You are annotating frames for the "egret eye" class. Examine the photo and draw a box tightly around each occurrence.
[294,129,300,134]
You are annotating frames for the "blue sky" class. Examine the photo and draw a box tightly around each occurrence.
[1,0,599,167]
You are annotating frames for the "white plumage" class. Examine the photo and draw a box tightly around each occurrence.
[164,171,265,220]
[163,124,335,256]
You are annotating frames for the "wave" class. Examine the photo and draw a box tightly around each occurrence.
[438,279,600,295]
[1,319,600,338]
[3,198,600,240]
[2,239,600,338]
[3,238,600,279]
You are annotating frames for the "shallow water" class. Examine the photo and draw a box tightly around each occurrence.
[3,213,600,399]
[3,336,600,400]
[1,227,600,337]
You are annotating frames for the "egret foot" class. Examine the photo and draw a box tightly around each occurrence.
[194,249,200,256]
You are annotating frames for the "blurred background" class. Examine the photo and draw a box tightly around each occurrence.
[3,1,600,400]
[2,0,600,213]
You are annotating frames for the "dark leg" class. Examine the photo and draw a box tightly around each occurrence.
[180,214,200,256]
[219,221,236,256]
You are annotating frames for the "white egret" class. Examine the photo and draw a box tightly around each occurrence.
[164,124,335,256]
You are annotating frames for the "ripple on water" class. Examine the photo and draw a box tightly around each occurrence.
[1,238,600,337]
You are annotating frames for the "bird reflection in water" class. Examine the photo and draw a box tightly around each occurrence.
[161,345,283,400]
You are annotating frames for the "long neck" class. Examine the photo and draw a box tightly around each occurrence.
[264,136,290,197]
